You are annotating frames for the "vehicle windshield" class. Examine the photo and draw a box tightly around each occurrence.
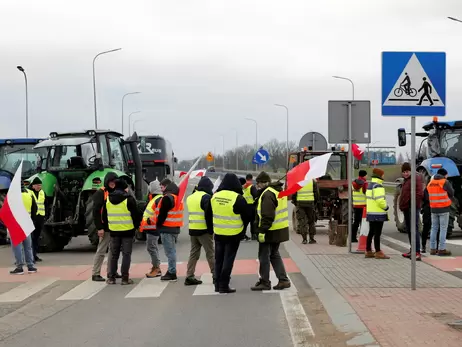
[47,141,98,169]
[302,153,345,180]
[0,144,44,177]
[439,129,462,162]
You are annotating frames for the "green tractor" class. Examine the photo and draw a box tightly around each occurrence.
[28,130,147,252]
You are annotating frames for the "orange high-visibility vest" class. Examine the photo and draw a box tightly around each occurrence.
[155,194,184,228]
[427,178,452,209]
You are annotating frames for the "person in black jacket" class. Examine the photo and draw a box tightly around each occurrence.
[91,172,120,282]
[211,173,249,293]
[103,179,141,285]
[184,176,215,286]
[28,177,46,262]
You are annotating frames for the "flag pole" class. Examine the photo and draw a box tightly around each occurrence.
[178,155,203,186]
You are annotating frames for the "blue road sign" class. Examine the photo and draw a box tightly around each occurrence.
[382,52,446,116]
[254,148,269,164]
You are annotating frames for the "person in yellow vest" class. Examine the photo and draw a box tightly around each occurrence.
[185,176,215,286]
[292,178,317,244]
[211,173,249,293]
[104,179,141,285]
[141,180,164,278]
[351,170,368,244]
[251,172,291,291]
[365,168,389,259]
[9,186,38,275]
[241,174,258,241]
[28,177,45,262]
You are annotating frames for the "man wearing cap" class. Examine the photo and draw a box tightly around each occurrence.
[427,168,454,256]
[365,168,390,259]
[251,172,291,291]
[28,177,45,262]
[399,162,423,261]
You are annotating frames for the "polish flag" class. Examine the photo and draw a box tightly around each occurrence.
[0,161,35,246]
[278,153,332,198]
[213,175,222,193]
[180,169,205,179]
[176,157,203,207]
[352,144,364,161]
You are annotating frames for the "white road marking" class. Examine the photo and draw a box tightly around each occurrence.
[56,279,107,301]
[446,239,462,246]
[192,273,219,296]
[382,235,410,250]
[125,277,169,298]
[0,278,58,303]
[160,262,184,265]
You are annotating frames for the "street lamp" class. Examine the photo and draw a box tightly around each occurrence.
[132,119,145,133]
[128,111,141,134]
[122,92,140,134]
[245,118,258,171]
[332,75,355,100]
[274,104,289,163]
[17,66,28,138]
[93,48,122,129]
[448,16,462,23]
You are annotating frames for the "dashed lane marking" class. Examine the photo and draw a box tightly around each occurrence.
[125,277,169,298]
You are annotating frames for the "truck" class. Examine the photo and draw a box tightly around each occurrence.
[0,138,45,244]
[136,135,177,182]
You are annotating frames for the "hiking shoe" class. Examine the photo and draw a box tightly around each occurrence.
[121,278,134,285]
[375,251,390,259]
[92,275,106,282]
[146,267,162,278]
[184,277,203,286]
[10,267,24,275]
[438,249,452,256]
[251,280,271,291]
[27,267,37,273]
[308,239,317,244]
[161,271,177,282]
[106,277,116,285]
[430,249,437,255]
[273,280,291,290]
[365,251,375,258]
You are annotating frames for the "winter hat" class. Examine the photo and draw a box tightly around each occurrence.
[372,168,385,178]
[160,178,172,187]
[256,171,271,183]
[31,177,42,185]
[149,180,162,194]
[437,168,448,176]
[239,177,246,185]
[358,170,367,178]
[401,162,411,172]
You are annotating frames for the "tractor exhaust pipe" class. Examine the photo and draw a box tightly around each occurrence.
[125,132,143,200]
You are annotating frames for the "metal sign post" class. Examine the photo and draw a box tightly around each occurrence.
[410,117,416,290]
[347,102,353,253]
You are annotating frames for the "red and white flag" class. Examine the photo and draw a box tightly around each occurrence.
[352,144,364,161]
[278,153,332,198]
[176,157,203,207]
[212,175,222,193]
[0,161,35,246]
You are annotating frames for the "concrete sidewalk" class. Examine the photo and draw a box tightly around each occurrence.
[286,230,462,346]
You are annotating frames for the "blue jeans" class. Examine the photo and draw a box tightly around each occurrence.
[430,212,449,250]
[161,234,178,274]
[11,235,34,268]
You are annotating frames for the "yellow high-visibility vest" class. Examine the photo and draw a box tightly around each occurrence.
[29,189,45,216]
[22,191,32,215]
[366,177,388,221]
[257,187,289,230]
[243,185,254,204]
[352,185,366,206]
[187,191,207,230]
[106,199,134,231]
[297,180,314,201]
[211,190,243,236]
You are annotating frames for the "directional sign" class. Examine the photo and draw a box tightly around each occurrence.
[206,152,214,162]
[254,148,269,164]
[382,52,446,116]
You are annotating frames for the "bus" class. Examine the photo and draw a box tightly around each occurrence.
[137,135,176,182]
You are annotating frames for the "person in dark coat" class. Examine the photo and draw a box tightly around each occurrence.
[211,173,249,293]
[28,177,46,262]
[251,172,291,291]
[421,187,432,253]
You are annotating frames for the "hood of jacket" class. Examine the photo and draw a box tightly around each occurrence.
[149,180,162,194]
[164,182,180,195]
[268,181,284,192]
[216,173,243,195]
[352,177,366,190]
[432,174,446,181]
[196,176,213,195]
[108,189,130,205]
[104,172,119,192]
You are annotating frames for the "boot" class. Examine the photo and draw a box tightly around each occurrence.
[146,267,162,278]
[302,234,307,244]
[308,238,317,244]
[438,249,452,256]
[273,280,291,290]
[375,251,390,259]
[121,276,134,285]
[365,251,375,258]
[430,249,437,255]
[184,276,203,286]
[251,280,271,291]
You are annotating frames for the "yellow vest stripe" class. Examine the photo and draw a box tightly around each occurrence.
[257,187,289,230]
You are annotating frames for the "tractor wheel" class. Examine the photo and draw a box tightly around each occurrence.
[39,227,69,252]
[393,186,406,233]
[292,209,300,234]
[85,198,99,247]
[0,192,8,245]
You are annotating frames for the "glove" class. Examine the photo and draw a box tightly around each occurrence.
[258,233,265,243]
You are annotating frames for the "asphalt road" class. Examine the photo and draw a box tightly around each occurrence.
[0,175,350,347]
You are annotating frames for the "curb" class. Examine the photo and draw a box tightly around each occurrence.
[284,239,379,347]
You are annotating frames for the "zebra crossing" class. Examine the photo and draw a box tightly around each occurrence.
[0,271,298,303]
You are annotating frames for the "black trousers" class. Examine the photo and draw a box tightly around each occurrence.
[366,221,384,252]
[352,207,363,241]
[244,206,256,236]
[214,238,240,290]
[32,215,44,258]
[108,236,133,279]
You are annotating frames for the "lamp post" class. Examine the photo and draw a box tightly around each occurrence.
[93,48,122,129]
[245,118,258,171]
[448,16,462,23]
[274,104,289,163]
[132,119,145,133]
[17,66,28,138]
[128,111,141,134]
[122,92,140,134]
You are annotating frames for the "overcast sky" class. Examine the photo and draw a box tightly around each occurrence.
[1,0,461,159]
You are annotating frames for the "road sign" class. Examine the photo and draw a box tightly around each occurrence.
[328,101,371,144]
[299,132,328,150]
[254,148,269,164]
[382,52,446,116]
[206,152,214,162]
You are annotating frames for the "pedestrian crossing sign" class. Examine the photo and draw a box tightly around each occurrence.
[382,52,446,116]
